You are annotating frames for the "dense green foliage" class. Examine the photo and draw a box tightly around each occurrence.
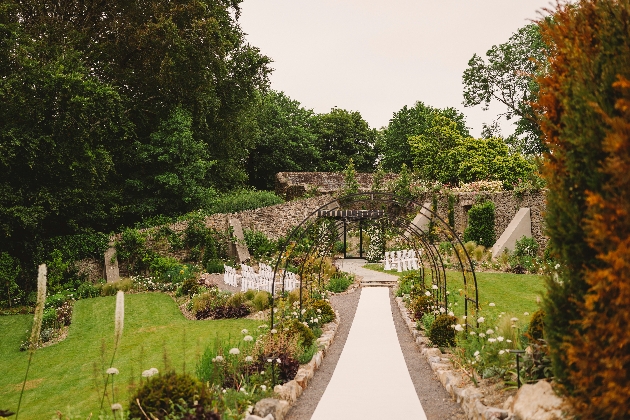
[377,101,469,171]
[463,23,547,154]
[537,1,630,417]
[463,201,495,248]
[428,314,457,347]
[409,117,536,188]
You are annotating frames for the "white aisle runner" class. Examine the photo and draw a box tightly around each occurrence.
[311,287,427,420]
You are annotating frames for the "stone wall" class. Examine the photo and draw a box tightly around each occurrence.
[275,172,398,200]
[276,171,548,249]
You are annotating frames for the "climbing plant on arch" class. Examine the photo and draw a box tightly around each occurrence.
[269,192,479,328]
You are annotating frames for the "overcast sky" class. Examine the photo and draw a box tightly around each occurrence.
[239,0,553,137]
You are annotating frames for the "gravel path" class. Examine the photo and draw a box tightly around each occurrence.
[284,285,464,420]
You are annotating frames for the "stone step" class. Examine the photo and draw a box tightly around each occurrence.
[360,280,397,287]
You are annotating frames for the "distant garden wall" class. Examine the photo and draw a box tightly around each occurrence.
[275,171,547,248]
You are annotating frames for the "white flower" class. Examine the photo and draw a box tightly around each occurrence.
[261,385,267,391]
[245,356,253,362]
[301,309,306,314]
[497,336,504,342]
[486,329,494,335]
[241,329,249,334]
[106,367,119,375]
[317,309,322,313]
[111,403,123,411]
[276,358,281,363]
[462,315,467,320]
[229,348,240,355]
[454,324,464,332]
[270,329,277,334]
[488,338,497,343]
[432,284,438,290]
[473,351,480,357]
[142,370,152,378]
[425,291,431,296]
[499,350,505,355]
[469,331,476,335]
[477,317,485,323]
[150,368,158,375]
[554,263,560,270]
[267,358,273,363]
[259,324,268,329]
[507,339,512,343]
[446,291,450,295]
[273,308,278,313]
[439,307,446,313]
[243,335,253,342]
[214,355,224,362]
[240,388,247,393]
[448,311,454,316]
[314,318,319,323]
[524,312,529,316]
[479,333,486,338]
[489,302,495,307]
[511,317,519,322]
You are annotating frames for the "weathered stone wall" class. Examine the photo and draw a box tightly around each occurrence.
[275,172,398,200]
[276,171,548,248]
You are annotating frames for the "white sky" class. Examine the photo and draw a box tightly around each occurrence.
[239,0,553,137]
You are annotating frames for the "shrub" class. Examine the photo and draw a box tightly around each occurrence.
[128,371,212,419]
[282,318,316,349]
[326,273,354,293]
[463,200,495,248]
[428,314,457,347]
[309,300,335,324]
[204,259,225,274]
[76,282,100,299]
[409,295,434,320]
[396,270,422,297]
[205,189,284,215]
[99,278,133,296]
[244,229,277,259]
[527,309,545,342]
[537,3,630,416]
[192,288,250,320]
[252,291,271,312]
[178,276,200,297]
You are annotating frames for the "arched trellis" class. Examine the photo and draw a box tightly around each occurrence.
[270,192,479,328]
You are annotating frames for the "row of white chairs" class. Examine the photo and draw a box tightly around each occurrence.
[383,250,420,272]
[223,264,300,294]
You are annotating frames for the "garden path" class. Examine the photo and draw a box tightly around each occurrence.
[309,260,427,420]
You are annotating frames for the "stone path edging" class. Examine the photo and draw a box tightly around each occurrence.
[245,310,341,420]
[394,297,512,420]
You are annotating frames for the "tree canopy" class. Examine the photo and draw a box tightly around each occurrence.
[463,23,547,154]
[377,101,469,172]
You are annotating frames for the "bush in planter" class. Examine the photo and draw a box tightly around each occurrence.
[309,300,335,324]
[428,314,458,347]
[409,295,435,320]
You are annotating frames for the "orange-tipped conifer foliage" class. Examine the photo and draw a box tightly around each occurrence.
[537,1,630,418]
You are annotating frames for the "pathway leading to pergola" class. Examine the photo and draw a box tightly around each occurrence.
[310,260,427,420]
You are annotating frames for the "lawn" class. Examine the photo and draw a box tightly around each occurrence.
[0,293,263,419]
[364,264,546,323]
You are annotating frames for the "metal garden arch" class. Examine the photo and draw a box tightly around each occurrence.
[269,192,479,328]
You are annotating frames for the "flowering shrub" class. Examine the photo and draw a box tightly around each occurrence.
[452,180,504,193]
[365,224,383,263]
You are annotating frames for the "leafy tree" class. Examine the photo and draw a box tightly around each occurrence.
[409,117,536,188]
[246,90,320,190]
[126,107,217,218]
[314,108,377,172]
[536,1,630,418]
[377,101,468,171]
[463,24,547,154]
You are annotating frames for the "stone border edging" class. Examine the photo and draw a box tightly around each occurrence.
[394,297,511,420]
[245,310,341,420]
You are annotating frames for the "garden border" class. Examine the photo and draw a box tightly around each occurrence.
[394,297,569,420]
[245,309,341,420]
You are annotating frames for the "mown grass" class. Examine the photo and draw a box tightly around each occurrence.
[0,293,262,419]
[364,263,546,322]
